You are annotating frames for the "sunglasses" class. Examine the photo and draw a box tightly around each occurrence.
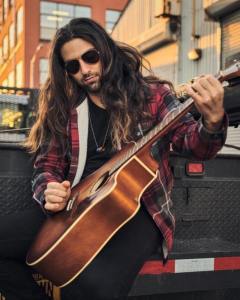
[64,49,100,75]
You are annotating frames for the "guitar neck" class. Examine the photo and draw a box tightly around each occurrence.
[110,97,194,174]
[108,60,240,175]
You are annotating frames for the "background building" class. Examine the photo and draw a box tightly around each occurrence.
[112,0,240,84]
[0,0,128,88]
[0,0,239,153]
[112,0,240,154]
[112,0,181,85]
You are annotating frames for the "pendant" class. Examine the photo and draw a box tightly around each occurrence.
[96,146,105,153]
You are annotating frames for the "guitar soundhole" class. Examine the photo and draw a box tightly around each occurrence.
[90,172,109,194]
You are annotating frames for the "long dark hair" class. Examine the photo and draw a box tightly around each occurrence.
[25,18,172,153]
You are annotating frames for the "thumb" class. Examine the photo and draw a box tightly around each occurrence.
[61,180,71,190]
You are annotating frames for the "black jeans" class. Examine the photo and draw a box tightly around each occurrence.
[0,203,162,300]
[0,204,50,300]
[61,205,163,300]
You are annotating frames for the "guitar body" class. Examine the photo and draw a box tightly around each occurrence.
[26,154,158,287]
[23,60,240,287]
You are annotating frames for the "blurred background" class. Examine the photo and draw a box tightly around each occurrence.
[0,0,240,147]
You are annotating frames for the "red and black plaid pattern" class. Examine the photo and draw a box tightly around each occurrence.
[32,83,227,255]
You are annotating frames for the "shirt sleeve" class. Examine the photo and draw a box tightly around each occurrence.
[32,138,69,212]
[157,85,228,160]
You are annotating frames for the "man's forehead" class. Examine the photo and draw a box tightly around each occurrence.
[61,38,94,60]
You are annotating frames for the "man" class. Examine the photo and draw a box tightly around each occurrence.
[0,18,227,300]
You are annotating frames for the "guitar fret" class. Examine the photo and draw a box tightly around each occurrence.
[111,98,195,174]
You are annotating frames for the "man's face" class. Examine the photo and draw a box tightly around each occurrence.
[61,38,102,94]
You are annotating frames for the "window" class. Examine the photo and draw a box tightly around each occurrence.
[8,71,15,87]
[16,6,23,37]
[105,9,121,33]
[9,23,15,50]
[75,6,92,18]
[39,58,48,85]
[3,35,9,60]
[16,60,23,87]
[40,1,91,40]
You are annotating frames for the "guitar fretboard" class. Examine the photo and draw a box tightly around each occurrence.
[110,97,194,174]
[109,59,240,175]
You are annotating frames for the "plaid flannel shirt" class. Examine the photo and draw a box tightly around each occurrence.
[32,84,227,257]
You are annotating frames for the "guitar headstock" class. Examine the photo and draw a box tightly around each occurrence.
[217,60,240,83]
[175,60,240,100]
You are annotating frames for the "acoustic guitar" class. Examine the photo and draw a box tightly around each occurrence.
[26,62,240,287]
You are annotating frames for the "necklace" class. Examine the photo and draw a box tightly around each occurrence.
[89,109,111,153]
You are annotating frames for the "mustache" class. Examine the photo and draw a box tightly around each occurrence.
[82,72,100,80]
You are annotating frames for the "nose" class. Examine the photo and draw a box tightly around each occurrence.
[78,59,91,75]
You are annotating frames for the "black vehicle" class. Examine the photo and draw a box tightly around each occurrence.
[0,85,240,300]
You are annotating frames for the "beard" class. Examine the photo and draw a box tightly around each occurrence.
[78,72,101,94]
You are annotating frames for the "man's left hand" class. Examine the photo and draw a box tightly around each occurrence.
[185,74,225,132]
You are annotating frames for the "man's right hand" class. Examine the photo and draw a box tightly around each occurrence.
[44,181,71,212]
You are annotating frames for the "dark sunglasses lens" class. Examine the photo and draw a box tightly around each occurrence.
[65,60,80,74]
[82,50,100,64]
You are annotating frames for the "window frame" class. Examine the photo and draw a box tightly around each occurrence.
[40,1,91,41]
[105,9,121,33]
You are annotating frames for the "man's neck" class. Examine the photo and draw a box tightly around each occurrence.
[88,93,105,109]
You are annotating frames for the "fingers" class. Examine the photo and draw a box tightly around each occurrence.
[186,74,223,105]
[46,181,69,191]
[195,75,223,102]
[185,74,225,131]
[44,188,68,199]
[186,76,220,101]
[44,201,67,212]
[44,181,71,212]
